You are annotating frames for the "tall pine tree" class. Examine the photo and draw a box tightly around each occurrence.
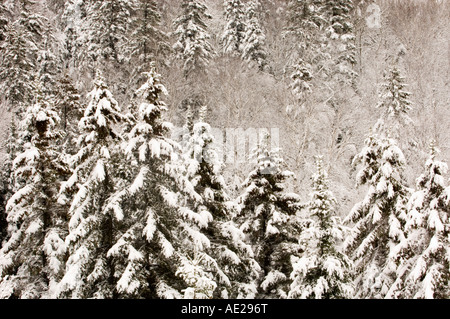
[85,0,135,64]
[344,133,410,298]
[173,0,215,79]
[0,84,66,298]
[289,156,353,299]
[236,132,303,298]
[183,107,261,298]
[102,64,215,299]
[0,118,21,248]
[386,141,449,299]
[222,0,246,56]
[242,0,267,70]
[55,73,83,155]
[128,0,171,85]
[323,0,357,87]
[285,0,327,105]
[37,22,59,99]
[56,72,125,298]
[0,21,37,107]
[374,65,413,140]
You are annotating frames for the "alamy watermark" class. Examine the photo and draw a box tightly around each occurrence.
[366,3,382,29]
[172,126,280,166]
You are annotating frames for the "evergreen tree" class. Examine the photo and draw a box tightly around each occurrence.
[14,0,47,46]
[344,133,410,298]
[289,60,313,107]
[0,85,67,298]
[222,0,246,56]
[56,73,82,133]
[386,141,450,299]
[55,73,83,155]
[236,132,303,298]
[184,104,195,142]
[322,0,357,86]
[128,0,171,84]
[0,2,11,42]
[175,251,218,299]
[37,22,60,98]
[375,65,413,140]
[289,156,353,299]
[324,0,354,36]
[103,64,214,299]
[173,0,215,79]
[285,0,327,104]
[0,118,21,247]
[286,0,326,41]
[0,22,37,107]
[0,0,48,107]
[242,0,267,70]
[183,107,261,298]
[56,72,125,298]
[84,0,135,64]
[61,0,89,69]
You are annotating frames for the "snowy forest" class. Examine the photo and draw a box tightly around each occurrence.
[0,0,448,299]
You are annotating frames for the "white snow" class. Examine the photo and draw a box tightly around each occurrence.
[92,159,105,182]
[129,167,148,194]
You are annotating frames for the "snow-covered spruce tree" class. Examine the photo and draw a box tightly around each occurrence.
[289,60,313,108]
[56,72,125,298]
[2,118,21,188]
[173,0,215,79]
[286,0,326,41]
[236,132,304,298]
[285,0,326,105]
[375,65,412,140]
[0,119,21,247]
[104,64,215,299]
[175,251,218,299]
[55,73,83,155]
[84,0,135,64]
[61,0,90,70]
[324,0,354,36]
[386,141,450,299]
[343,133,411,299]
[15,0,47,44]
[182,107,261,298]
[0,0,48,107]
[289,156,353,299]
[0,164,8,246]
[184,104,195,142]
[128,0,171,84]
[222,0,246,56]
[0,21,37,107]
[55,72,82,132]
[322,0,357,87]
[0,2,10,42]
[242,0,267,71]
[37,23,60,99]
[0,86,67,299]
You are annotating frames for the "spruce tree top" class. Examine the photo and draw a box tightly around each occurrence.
[222,0,246,55]
[78,71,123,143]
[375,65,412,136]
[406,140,448,232]
[244,131,293,187]
[131,63,171,135]
[125,63,177,164]
[23,85,61,142]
